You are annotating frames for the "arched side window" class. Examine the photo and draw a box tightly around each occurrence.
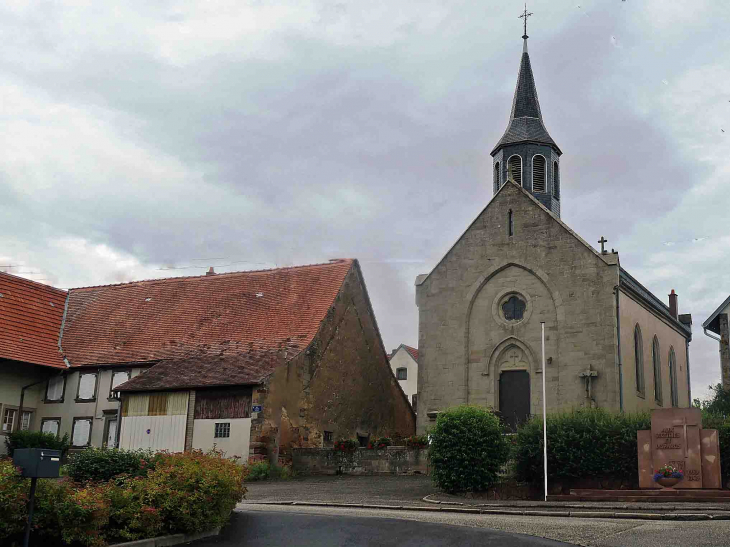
[553,161,560,199]
[652,336,662,405]
[634,325,644,395]
[532,155,546,193]
[494,162,500,194]
[508,155,522,187]
[669,347,678,407]
[508,209,514,237]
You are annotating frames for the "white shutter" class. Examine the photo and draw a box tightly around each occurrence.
[42,419,60,436]
[73,419,92,446]
[21,411,32,431]
[47,376,64,401]
[78,374,97,400]
[112,371,130,391]
[107,419,118,447]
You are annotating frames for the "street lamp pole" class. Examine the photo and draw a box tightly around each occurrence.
[541,321,548,502]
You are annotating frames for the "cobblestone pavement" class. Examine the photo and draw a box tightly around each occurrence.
[244,475,435,506]
[244,475,730,516]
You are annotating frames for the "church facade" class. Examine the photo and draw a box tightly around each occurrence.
[415,35,692,433]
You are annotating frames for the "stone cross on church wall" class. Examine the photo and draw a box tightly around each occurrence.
[579,365,598,407]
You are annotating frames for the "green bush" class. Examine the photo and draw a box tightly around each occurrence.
[4,430,70,457]
[695,384,730,416]
[66,448,158,483]
[429,405,510,493]
[0,450,247,545]
[404,434,429,449]
[512,408,650,487]
[244,461,294,481]
[140,450,247,535]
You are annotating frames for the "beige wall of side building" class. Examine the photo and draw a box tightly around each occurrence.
[389,349,418,406]
[619,292,691,412]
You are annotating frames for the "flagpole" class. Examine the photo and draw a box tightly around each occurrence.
[541,321,548,502]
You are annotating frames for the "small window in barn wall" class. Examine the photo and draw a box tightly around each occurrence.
[76,372,98,402]
[532,155,546,193]
[396,368,407,380]
[214,422,231,438]
[72,417,93,447]
[41,418,61,436]
[45,375,66,402]
[323,431,333,443]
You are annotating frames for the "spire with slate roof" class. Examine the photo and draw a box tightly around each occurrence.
[491,6,562,217]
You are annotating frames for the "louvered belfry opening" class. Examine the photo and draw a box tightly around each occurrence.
[508,155,522,186]
[532,155,546,192]
[553,161,560,198]
[493,162,500,193]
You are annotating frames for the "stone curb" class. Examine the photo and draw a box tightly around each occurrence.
[240,501,720,521]
[111,527,220,547]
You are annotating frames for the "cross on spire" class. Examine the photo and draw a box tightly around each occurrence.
[519,3,533,39]
[598,236,608,254]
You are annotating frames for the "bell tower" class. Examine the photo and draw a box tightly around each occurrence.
[491,6,562,217]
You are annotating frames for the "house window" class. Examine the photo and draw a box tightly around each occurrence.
[532,155,546,192]
[214,422,231,438]
[72,417,93,447]
[323,430,333,442]
[396,368,407,380]
[76,372,98,402]
[652,336,662,405]
[21,411,32,431]
[2,408,16,433]
[669,347,678,407]
[493,162,500,193]
[634,325,645,395]
[502,295,526,321]
[508,155,522,186]
[46,375,66,402]
[110,370,131,398]
[41,418,61,436]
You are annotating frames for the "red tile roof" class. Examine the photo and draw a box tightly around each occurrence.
[403,344,419,362]
[116,350,286,391]
[61,260,354,367]
[388,344,418,362]
[0,271,67,369]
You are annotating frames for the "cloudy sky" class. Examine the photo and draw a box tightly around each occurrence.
[1,0,728,400]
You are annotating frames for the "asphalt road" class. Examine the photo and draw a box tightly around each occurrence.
[198,504,730,547]
[189,508,570,546]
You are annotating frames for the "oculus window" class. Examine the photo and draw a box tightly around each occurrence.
[502,295,526,322]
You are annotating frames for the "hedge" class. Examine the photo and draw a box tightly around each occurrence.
[429,405,509,493]
[0,449,247,546]
[65,448,159,483]
[4,430,70,457]
[512,409,651,488]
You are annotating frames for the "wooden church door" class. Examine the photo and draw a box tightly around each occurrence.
[499,370,530,432]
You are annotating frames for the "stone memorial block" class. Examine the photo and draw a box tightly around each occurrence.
[637,408,722,489]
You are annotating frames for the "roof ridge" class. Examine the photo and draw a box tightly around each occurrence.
[68,259,354,291]
[0,270,67,295]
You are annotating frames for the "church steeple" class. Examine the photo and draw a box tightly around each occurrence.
[491,6,562,217]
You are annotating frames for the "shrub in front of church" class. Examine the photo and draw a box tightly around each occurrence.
[66,447,159,483]
[428,406,510,493]
[4,429,71,457]
[512,409,650,488]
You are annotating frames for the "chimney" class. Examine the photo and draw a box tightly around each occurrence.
[206,267,215,276]
[668,289,678,319]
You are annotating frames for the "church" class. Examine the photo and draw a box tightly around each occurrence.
[414,29,693,433]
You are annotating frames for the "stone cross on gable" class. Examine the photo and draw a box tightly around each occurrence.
[598,236,608,254]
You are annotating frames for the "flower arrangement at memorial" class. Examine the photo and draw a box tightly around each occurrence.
[653,464,684,482]
[366,437,392,449]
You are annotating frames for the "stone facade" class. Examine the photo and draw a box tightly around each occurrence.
[251,265,416,463]
[415,182,692,433]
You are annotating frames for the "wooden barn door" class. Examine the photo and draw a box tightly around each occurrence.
[499,370,530,432]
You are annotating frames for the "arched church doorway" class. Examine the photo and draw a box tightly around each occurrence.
[499,370,530,432]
